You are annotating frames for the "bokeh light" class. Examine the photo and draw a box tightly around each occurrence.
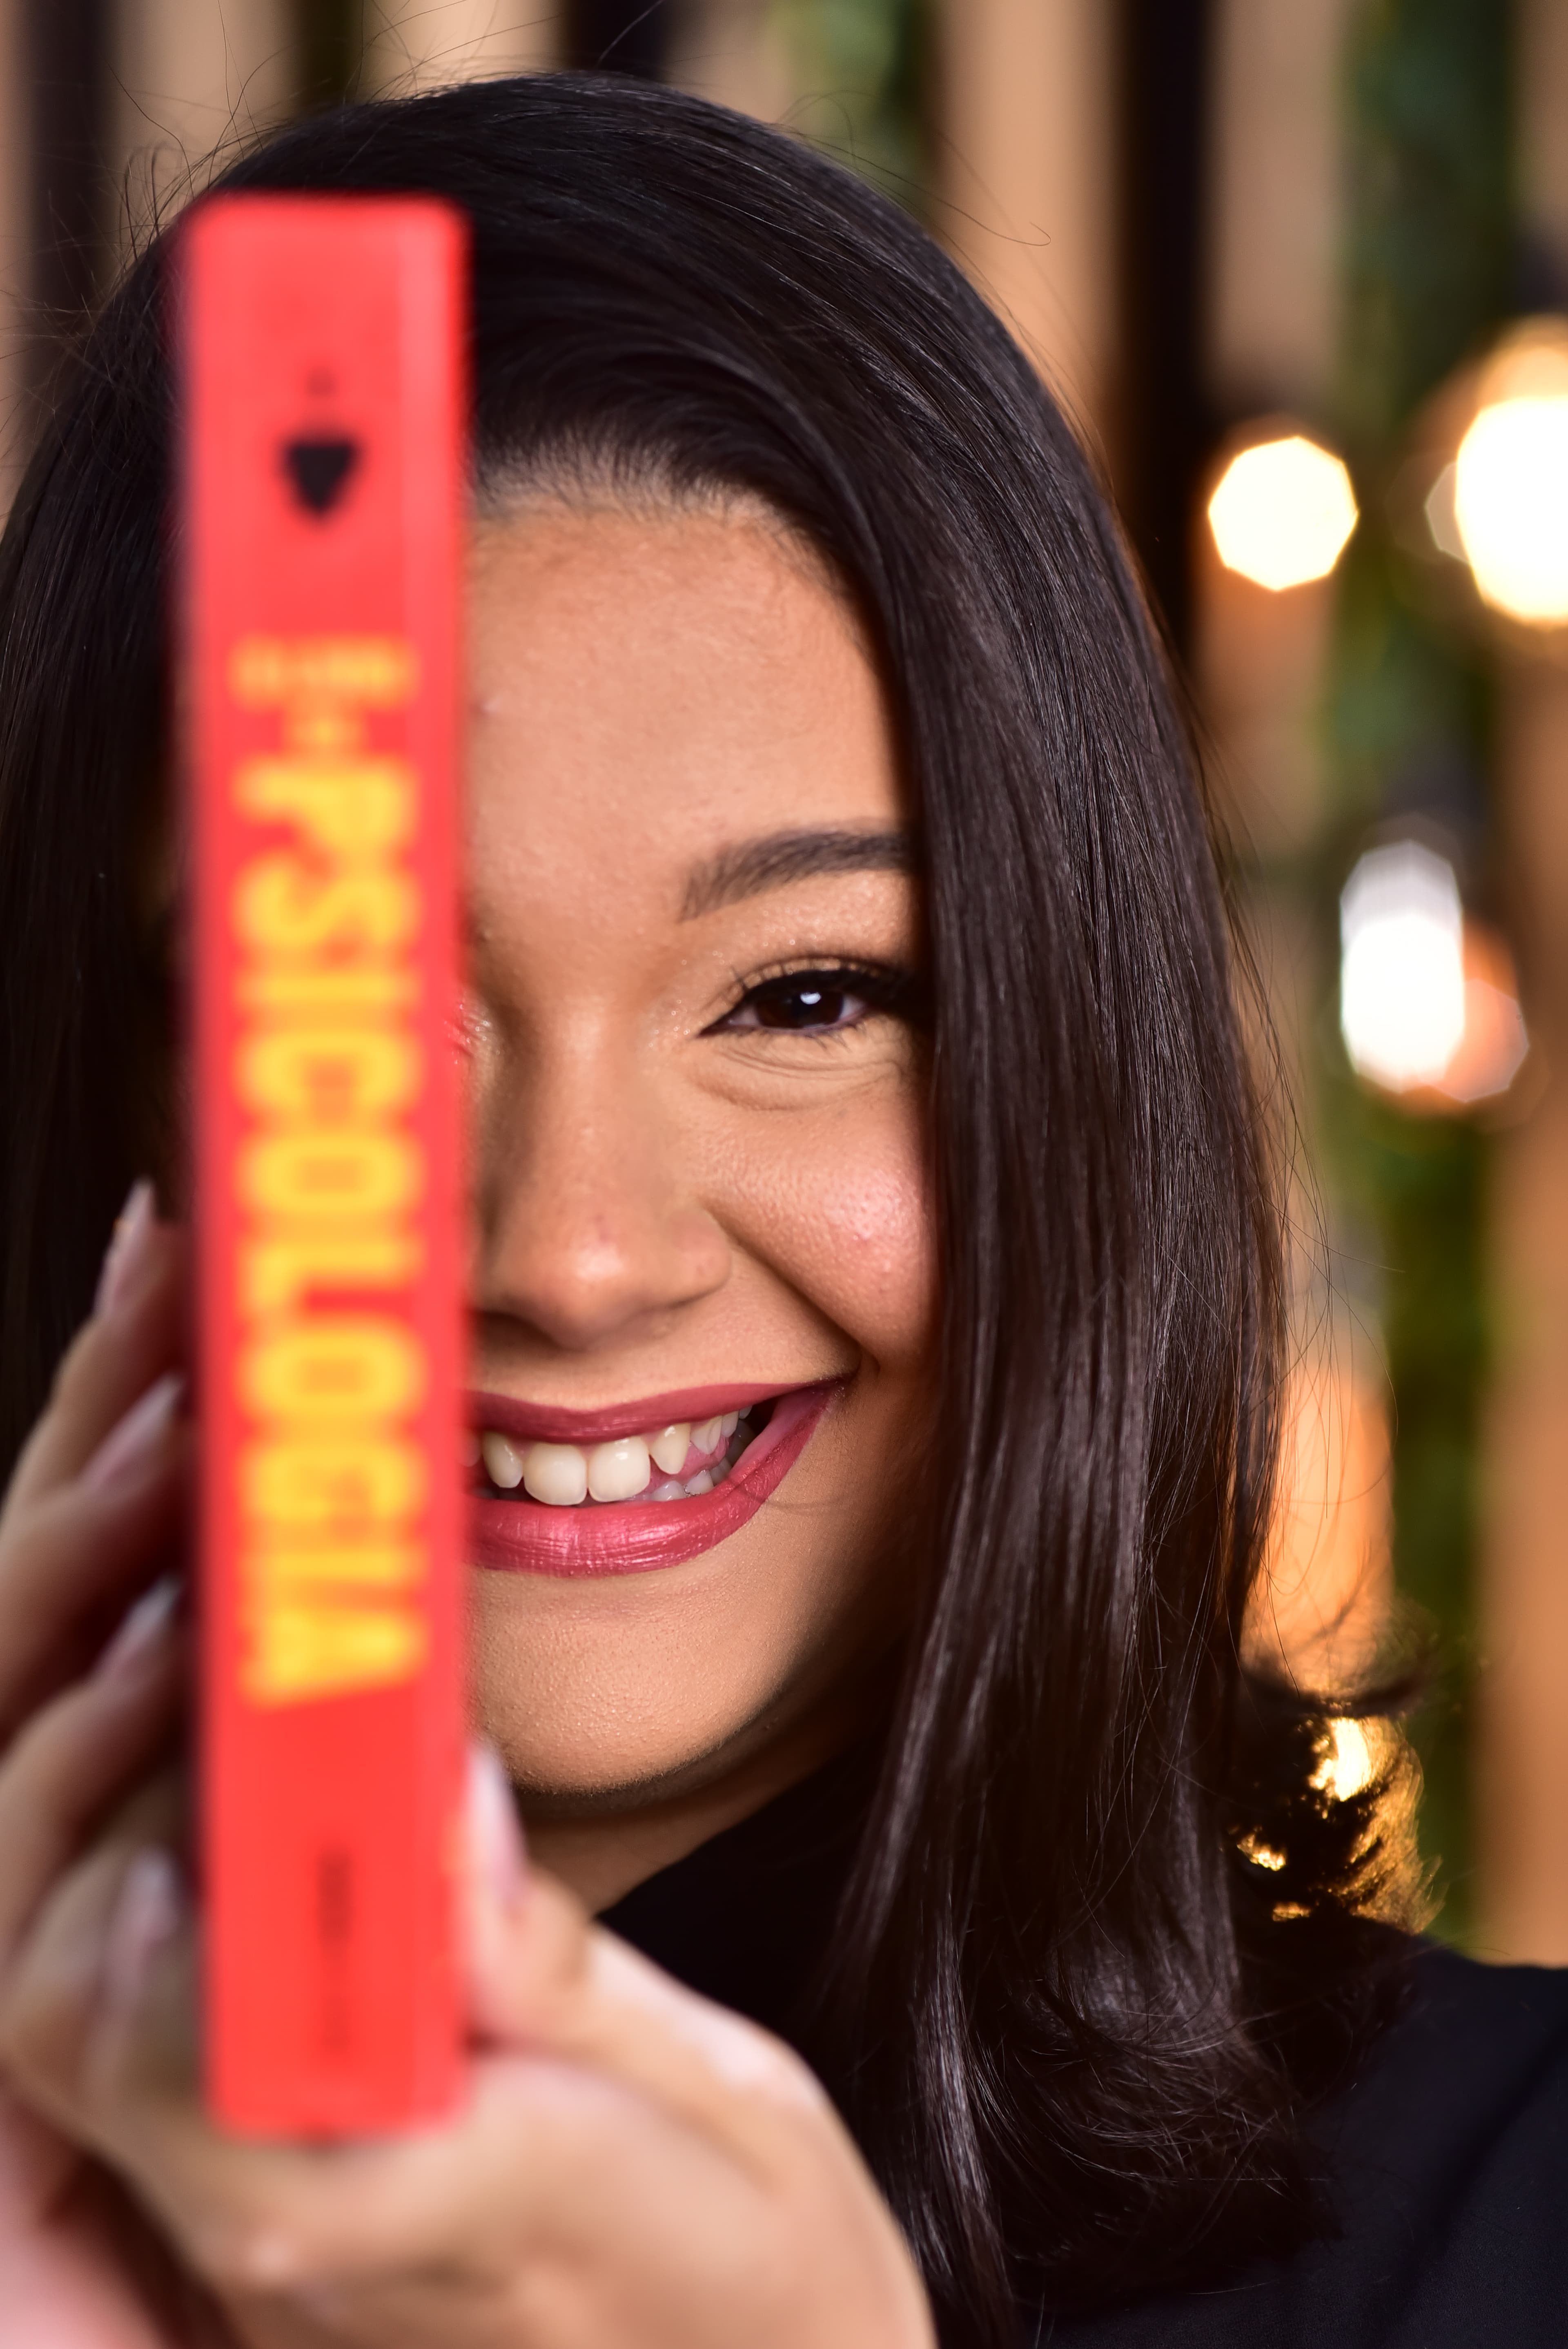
[1207,434,1358,592]
[1339,842,1528,1104]
[1439,925,1530,1106]
[1340,842,1466,1090]
[1454,393,1568,623]
[1314,1718,1377,1804]
[1444,320,1568,625]
[1423,461,1466,561]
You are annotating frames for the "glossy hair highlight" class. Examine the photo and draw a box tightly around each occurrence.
[0,76,1408,2343]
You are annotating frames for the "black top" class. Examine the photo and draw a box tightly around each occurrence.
[602,1754,1568,2349]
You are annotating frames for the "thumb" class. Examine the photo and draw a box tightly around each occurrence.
[461,1747,827,2158]
[463,1743,594,2046]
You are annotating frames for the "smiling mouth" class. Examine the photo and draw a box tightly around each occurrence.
[466,1382,836,1578]
[468,1402,772,1507]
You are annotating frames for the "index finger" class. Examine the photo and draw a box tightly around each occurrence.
[4,1224,187,1518]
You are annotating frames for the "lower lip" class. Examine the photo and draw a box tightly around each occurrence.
[468,1383,838,1578]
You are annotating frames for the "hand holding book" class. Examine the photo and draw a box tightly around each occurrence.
[0,1219,931,2347]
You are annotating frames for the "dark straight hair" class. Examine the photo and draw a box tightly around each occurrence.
[0,76,1408,2342]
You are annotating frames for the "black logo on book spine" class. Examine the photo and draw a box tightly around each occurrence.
[283,436,361,517]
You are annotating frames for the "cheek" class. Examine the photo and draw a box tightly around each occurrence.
[723,1089,935,1368]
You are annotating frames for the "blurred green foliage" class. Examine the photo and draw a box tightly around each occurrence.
[1326,0,1515,1937]
[771,0,932,206]
[1319,1074,1490,1937]
[1340,0,1514,452]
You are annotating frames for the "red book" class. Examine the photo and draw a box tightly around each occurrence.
[182,194,468,2133]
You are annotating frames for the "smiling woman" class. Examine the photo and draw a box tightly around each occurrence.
[460,498,931,1846]
[0,67,1560,2349]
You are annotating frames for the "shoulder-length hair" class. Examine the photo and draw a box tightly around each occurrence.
[0,75,1406,2343]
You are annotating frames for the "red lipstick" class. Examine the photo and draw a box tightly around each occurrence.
[468,1382,837,1578]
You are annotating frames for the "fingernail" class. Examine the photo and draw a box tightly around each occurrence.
[94,1181,158,1319]
[101,1847,182,2021]
[468,1742,527,1914]
[82,1373,184,1495]
[96,1576,181,1683]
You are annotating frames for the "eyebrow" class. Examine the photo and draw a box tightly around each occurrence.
[680,828,915,920]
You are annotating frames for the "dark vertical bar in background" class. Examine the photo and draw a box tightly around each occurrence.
[1115,0,1213,655]
[24,0,114,401]
[566,0,673,79]
[292,0,365,110]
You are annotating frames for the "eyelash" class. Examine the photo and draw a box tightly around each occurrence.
[706,960,918,1039]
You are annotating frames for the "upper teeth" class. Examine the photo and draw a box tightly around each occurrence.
[478,1410,751,1507]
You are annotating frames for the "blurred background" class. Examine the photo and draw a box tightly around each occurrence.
[1,0,1565,1960]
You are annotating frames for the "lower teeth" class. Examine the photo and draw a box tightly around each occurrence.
[626,1423,753,1504]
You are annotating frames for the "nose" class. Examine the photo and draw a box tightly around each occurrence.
[471,1023,731,1354]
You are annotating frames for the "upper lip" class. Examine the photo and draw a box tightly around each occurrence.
[466,1380,822,1448]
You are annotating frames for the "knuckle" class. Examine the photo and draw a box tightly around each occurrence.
[0,1974,31,2071]
[0,1931,76,2086]
[191,2205,321,2293]
[0,1685,126,1861]
[0,1496,80,1619]
[47,1322,100,1410]
[7,1685,89,1782]
[0,1515,79,1650]
[702,2007,828,2113]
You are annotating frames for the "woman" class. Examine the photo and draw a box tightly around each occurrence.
[0,72,1563,2349]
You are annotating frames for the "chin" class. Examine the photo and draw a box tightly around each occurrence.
[468,1563,892,1814]
[464,1397,920,1810]
[475,1661,798,1809]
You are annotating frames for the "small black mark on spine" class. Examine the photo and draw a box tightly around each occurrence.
[283,436,361,517]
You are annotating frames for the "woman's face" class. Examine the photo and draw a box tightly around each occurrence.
[463,497,934,1896]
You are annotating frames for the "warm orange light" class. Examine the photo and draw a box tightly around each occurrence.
[1452,319,1568,625]
[1315,1718,1378,1803]
[1207,434,1358,591]
[1253,1355,1390,1689]
[1339,842,1527,1108]
[1339,842,1465,1089]
[1457,400,1568,622]
[1434,923,1530,1107]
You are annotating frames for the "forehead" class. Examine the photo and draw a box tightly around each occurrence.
[465,500,902,925]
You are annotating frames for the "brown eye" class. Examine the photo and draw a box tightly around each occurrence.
[724,971,873,1033]
[708,961,920,1040]
[746,982,859,1038]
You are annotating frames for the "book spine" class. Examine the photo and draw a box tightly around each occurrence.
[182,193,467,2134]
